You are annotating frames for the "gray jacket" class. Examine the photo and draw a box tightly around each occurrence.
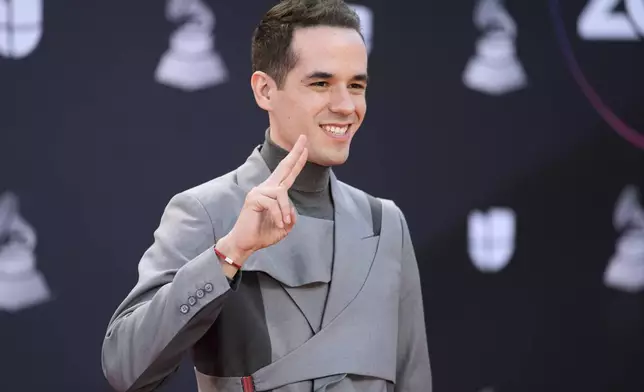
[101,147,432,392]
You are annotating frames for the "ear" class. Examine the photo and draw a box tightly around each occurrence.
[250,71,276,111]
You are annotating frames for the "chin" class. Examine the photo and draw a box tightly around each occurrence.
[310,151,350,167]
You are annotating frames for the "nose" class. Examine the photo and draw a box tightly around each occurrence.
[328,86,355,116]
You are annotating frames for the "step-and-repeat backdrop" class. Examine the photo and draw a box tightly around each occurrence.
[2,0,644,391]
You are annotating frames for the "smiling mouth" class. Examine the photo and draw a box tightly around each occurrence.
[320,124,350,137]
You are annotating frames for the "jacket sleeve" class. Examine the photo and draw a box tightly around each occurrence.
[101,192,240,392]
[395,207,432,392]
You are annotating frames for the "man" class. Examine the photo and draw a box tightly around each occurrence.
[101,1,431,391]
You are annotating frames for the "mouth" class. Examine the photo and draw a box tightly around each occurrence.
[320,124,352,140]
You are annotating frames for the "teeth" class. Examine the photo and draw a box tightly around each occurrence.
[322,125,349,135]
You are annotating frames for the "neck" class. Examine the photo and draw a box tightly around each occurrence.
[260,128,330,193]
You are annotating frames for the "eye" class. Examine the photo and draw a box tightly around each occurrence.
[349,83,367,93]
[310,81,329,87]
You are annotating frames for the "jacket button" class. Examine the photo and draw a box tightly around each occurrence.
[180,304,190,314]
[204,283,213,292]
[196,289,205,298]
[188,296,197,306]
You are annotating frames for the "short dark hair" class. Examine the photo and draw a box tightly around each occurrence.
[251,0,363,88]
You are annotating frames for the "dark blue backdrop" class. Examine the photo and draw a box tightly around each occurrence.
[1,0,643,391]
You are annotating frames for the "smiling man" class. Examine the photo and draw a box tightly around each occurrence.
[101,1,432,391]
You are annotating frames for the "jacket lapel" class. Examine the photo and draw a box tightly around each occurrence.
[320,172,380,329]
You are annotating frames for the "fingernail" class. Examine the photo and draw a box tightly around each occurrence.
[285,215,291,224]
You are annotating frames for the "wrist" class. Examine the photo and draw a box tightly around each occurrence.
[215,233,253,267]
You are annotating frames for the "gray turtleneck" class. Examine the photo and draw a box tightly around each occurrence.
[258,129,335,333]
[259,129,334,221]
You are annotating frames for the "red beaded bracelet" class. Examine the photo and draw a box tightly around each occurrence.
[214,247,243,270]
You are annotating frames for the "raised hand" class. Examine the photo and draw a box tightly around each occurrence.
[220,135,308,263]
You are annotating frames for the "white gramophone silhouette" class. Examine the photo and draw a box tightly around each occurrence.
[462,0,527,95]
[604,185,644,293]
[0,191,51,312]
[155,0,229,91]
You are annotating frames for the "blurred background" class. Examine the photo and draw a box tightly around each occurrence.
[1,0,644,391]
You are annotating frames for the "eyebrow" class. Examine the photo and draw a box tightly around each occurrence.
[304,71,369,83]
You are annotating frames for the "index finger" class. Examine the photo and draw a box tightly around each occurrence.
[265,134,308,185]
[279,146,308,189]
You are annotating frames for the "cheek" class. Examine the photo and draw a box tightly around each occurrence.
[307,96,331,119]
[355,97,367,119]
[287,91,325,117]
[281,96,307,124]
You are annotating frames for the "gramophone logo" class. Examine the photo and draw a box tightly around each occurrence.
[468,207,516,273]
[577,0,644,41]
[0,0,43,59]
[549,0,644,149]
[348,3,374,54]
[603,185,644,293]
[0,191,51,312]
[155,0,228,91]
[462,0,527,95]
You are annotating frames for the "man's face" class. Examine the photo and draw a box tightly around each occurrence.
[269,26,368,166]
